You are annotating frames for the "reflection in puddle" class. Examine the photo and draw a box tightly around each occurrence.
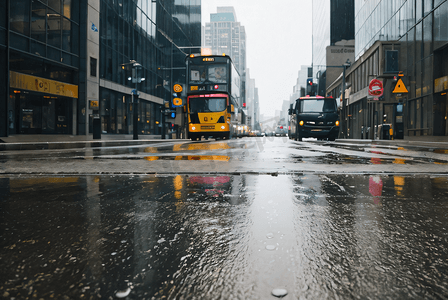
[434,149,448,154]
[144,155,230,161]
[2,174,448,299]
[144,142,232,154]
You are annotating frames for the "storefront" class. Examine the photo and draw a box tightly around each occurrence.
[9,71,77,134]
[98,87,163,136]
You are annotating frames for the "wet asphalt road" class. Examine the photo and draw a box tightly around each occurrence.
[1,138,448,299]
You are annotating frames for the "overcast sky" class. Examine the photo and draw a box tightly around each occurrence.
[202,1,313,117]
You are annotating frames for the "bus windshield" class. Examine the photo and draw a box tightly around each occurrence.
[190,64,227,84]
[189,98,227,113]
[300,99,337,113]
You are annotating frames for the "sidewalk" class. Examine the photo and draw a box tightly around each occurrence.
[0,134,186,151]
[335,137,448,150]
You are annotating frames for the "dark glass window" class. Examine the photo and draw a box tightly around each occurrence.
[416,0,423,21]
[47,0,61,14]
[70,22,79,55]
[31,40,45,57]
[433,1,448,51]
[47,9,61,48]
[61,18,71,52]
[415,21,422,61]
[10,0,30,36]
[90,57,97,77]
[424,0,433,16]
[0,1,6,29]
[31,1,46,43]
[10,32,29,51]
[423,16,432,58]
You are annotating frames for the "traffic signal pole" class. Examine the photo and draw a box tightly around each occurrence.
[132,87,139,140]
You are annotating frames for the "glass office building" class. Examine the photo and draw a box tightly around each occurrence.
[1,0,201,138]
[353,0,448,138]
[98,0,200,136]
[1,0,80,136]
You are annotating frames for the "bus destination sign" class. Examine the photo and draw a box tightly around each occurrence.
[203,58,215,62]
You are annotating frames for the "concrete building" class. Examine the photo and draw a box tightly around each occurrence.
[1,0,201,138]
[203,7,246,76]
[245,68,260,132]
[203,6,247,116]
[290,66,312,103]
[328,0,448,140]
[312,0,355,95]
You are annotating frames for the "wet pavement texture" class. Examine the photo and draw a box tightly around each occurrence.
[2,173,448,299]
[1,137,448,175]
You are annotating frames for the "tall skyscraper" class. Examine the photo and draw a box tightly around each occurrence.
[203,6,247,121]
[203,7,246,79]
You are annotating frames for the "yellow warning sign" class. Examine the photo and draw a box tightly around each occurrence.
[393,78,408,93]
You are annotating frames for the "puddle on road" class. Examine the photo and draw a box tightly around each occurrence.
[144,155,230,161]
[290,152,448,165]
[1,174,448,299]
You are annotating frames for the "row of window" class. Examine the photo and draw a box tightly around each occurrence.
[356,0,448,59]
[9,0,79,55]
[99,88,162,135]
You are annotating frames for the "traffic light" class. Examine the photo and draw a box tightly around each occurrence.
[306,78,313,95]
[172,84,184,107]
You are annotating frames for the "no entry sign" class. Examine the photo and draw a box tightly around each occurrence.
[368,79,384,97]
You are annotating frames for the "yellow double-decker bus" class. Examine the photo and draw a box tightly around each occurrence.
[186,54,241,140]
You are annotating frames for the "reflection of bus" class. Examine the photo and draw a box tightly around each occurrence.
[186,54,241,140]
[289,95,339,141]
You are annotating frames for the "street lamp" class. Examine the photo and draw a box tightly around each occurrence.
[131,62,143,140]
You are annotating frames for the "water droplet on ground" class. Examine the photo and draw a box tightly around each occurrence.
[266,233,274,239]
[266,245,276,251]
[115,287,131,298]
[271,288,288,297]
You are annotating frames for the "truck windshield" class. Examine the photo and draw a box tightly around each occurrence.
[301,99,337,113]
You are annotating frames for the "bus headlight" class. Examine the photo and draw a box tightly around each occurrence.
[299,120,304,126]
[335,120,340,126]
[221,126,225,129]
[192,126,196,131]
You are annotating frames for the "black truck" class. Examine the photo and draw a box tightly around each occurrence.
[289,95,340,141]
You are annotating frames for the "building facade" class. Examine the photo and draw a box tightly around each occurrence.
[330,0,448,140]
[1,0,201,138]
[203,6,247,117]
[245,68,260,132]
[312,0,355,95]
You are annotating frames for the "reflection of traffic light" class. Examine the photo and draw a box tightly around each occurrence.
[306,78,313,95]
